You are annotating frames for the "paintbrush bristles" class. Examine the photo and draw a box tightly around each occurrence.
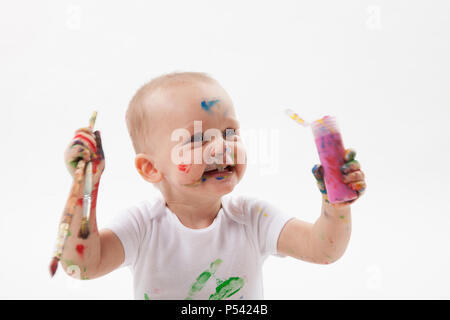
[49,257,59,277]
[79,218,90,239]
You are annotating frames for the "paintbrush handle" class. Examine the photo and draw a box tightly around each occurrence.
[89,111,97,130]
[82,194,91,219]
[83,161,93,219]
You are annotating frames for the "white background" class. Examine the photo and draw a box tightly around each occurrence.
[1,0,449,299]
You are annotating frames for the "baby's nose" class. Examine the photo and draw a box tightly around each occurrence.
[209,142,224,160]
[207,139,230,164]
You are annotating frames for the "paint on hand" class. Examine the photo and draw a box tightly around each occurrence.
[73,134,97,154]
[344,149,356,162]
[340,160,361,175]
[75,244,85,258]
[61,258,89,280]
[144,293,150,300]
[90,181,100,212]
[53,222,70,260]
[201,99,220,113]
[350,181,365,192]
[312,164,327,194]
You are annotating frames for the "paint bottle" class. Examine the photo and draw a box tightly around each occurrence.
[311,116,358,203]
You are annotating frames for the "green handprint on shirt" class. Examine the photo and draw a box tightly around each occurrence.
[185,258,245,300]
[144,258,245,300]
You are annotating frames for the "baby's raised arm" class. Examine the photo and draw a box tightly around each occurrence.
[50,126,124,280]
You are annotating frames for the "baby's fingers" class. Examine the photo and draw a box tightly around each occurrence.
[342,170,365,183]
[93,130,104,161]
[312,164,324,181]
[349,181,366,195]
[66,144,91,169]
[73,127,97,154]
[340,160,361,174]
[312,164,327,194]
[344,148,356,162]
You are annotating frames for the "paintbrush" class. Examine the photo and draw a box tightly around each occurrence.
[78,111,97,239]
[49,111,97,277]
[78,161,92,239]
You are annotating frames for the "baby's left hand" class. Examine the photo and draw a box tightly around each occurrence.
[312,148,366,207]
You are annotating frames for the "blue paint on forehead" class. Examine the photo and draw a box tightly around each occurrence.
[201,99,220,112]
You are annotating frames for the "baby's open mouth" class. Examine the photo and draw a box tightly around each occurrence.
[203,164,234,176]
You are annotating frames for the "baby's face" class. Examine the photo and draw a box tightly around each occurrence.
[148,81,246,200]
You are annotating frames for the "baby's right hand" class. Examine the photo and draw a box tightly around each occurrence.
[64,127,105,183]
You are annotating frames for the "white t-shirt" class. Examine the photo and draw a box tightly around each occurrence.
[105,192,295,300]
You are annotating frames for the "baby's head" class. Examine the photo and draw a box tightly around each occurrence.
[126,72,246,204]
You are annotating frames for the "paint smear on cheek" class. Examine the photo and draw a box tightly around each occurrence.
[178,164,192,173]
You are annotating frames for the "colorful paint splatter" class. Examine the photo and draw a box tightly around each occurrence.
[75,244,85,258]
[185,259,245,300]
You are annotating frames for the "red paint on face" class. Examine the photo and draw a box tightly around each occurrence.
[76,244,85,257]
[178,164,191,173]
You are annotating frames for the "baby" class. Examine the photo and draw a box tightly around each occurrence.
[57,72,366,300]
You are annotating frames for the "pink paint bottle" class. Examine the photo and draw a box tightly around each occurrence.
[311,116,358,203]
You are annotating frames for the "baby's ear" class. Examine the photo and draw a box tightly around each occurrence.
[135,154,162,183]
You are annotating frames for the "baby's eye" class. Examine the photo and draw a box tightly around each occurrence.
[224,128,238,139]
[188,132,208,147]
[191,132,203,143]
